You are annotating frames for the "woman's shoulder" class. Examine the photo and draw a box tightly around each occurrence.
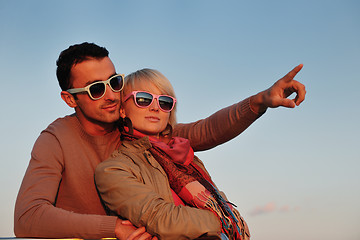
[119,136,153,153]
[95,149,137,177]
[97,137,152,171]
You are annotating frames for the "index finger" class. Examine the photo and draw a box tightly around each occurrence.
[283,64,303,82]
[126,226,146,240]
[137,232,153,240]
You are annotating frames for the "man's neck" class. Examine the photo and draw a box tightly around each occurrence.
[75,114,117,136]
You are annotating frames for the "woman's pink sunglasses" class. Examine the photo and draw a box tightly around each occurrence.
[123,91,177,112]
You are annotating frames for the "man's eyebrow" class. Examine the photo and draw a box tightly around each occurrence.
[85,73,117,85]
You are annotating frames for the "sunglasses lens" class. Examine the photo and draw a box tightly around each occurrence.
[158,96,174,111]
[135,92,153,107]
[110,75,124,91]
[89,82,105,99]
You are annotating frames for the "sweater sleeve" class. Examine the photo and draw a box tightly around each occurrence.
[95,156,222,240]
[173,97,263,152]
[14,131,117,239]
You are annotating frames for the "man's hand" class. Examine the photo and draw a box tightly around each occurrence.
[115,219,158,240]
[250,64,306,113]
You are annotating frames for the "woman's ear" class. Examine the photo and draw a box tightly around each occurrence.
[119,107,126,118]
[61,91,77,108]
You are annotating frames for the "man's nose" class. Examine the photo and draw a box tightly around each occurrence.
[103,84,117,100]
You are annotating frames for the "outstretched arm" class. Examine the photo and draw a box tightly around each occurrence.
[174,97,261,151]
[174,64,306,152]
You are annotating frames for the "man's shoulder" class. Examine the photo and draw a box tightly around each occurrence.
[42,114,79,136]
[31,115,80,157]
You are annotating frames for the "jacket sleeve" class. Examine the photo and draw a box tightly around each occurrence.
[173,97,263,152]
[14,132,117,239]
[95,156,222,240]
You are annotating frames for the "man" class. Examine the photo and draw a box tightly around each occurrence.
[14,42,305,240]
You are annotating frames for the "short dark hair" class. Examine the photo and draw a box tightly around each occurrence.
[56,42,109,91]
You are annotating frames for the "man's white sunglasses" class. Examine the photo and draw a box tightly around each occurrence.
[67,74,124,100]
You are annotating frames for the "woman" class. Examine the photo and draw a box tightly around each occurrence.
[95,69,250,240]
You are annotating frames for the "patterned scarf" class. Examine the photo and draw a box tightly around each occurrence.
[121,128,247,239]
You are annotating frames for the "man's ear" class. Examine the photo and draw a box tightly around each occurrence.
[119,107,126,118]
[61,91,77,108]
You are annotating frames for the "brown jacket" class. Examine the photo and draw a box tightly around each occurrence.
[95,136,223,239]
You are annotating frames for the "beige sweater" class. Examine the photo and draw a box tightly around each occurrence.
[14,97,260,239]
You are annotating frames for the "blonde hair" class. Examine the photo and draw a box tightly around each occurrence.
[123,68,177,127]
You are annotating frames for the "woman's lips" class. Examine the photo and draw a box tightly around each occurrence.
[145,116,160,122]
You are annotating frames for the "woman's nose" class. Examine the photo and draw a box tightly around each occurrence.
[149,98,159,111]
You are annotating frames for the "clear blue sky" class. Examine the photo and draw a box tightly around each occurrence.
[1,1,359,239]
